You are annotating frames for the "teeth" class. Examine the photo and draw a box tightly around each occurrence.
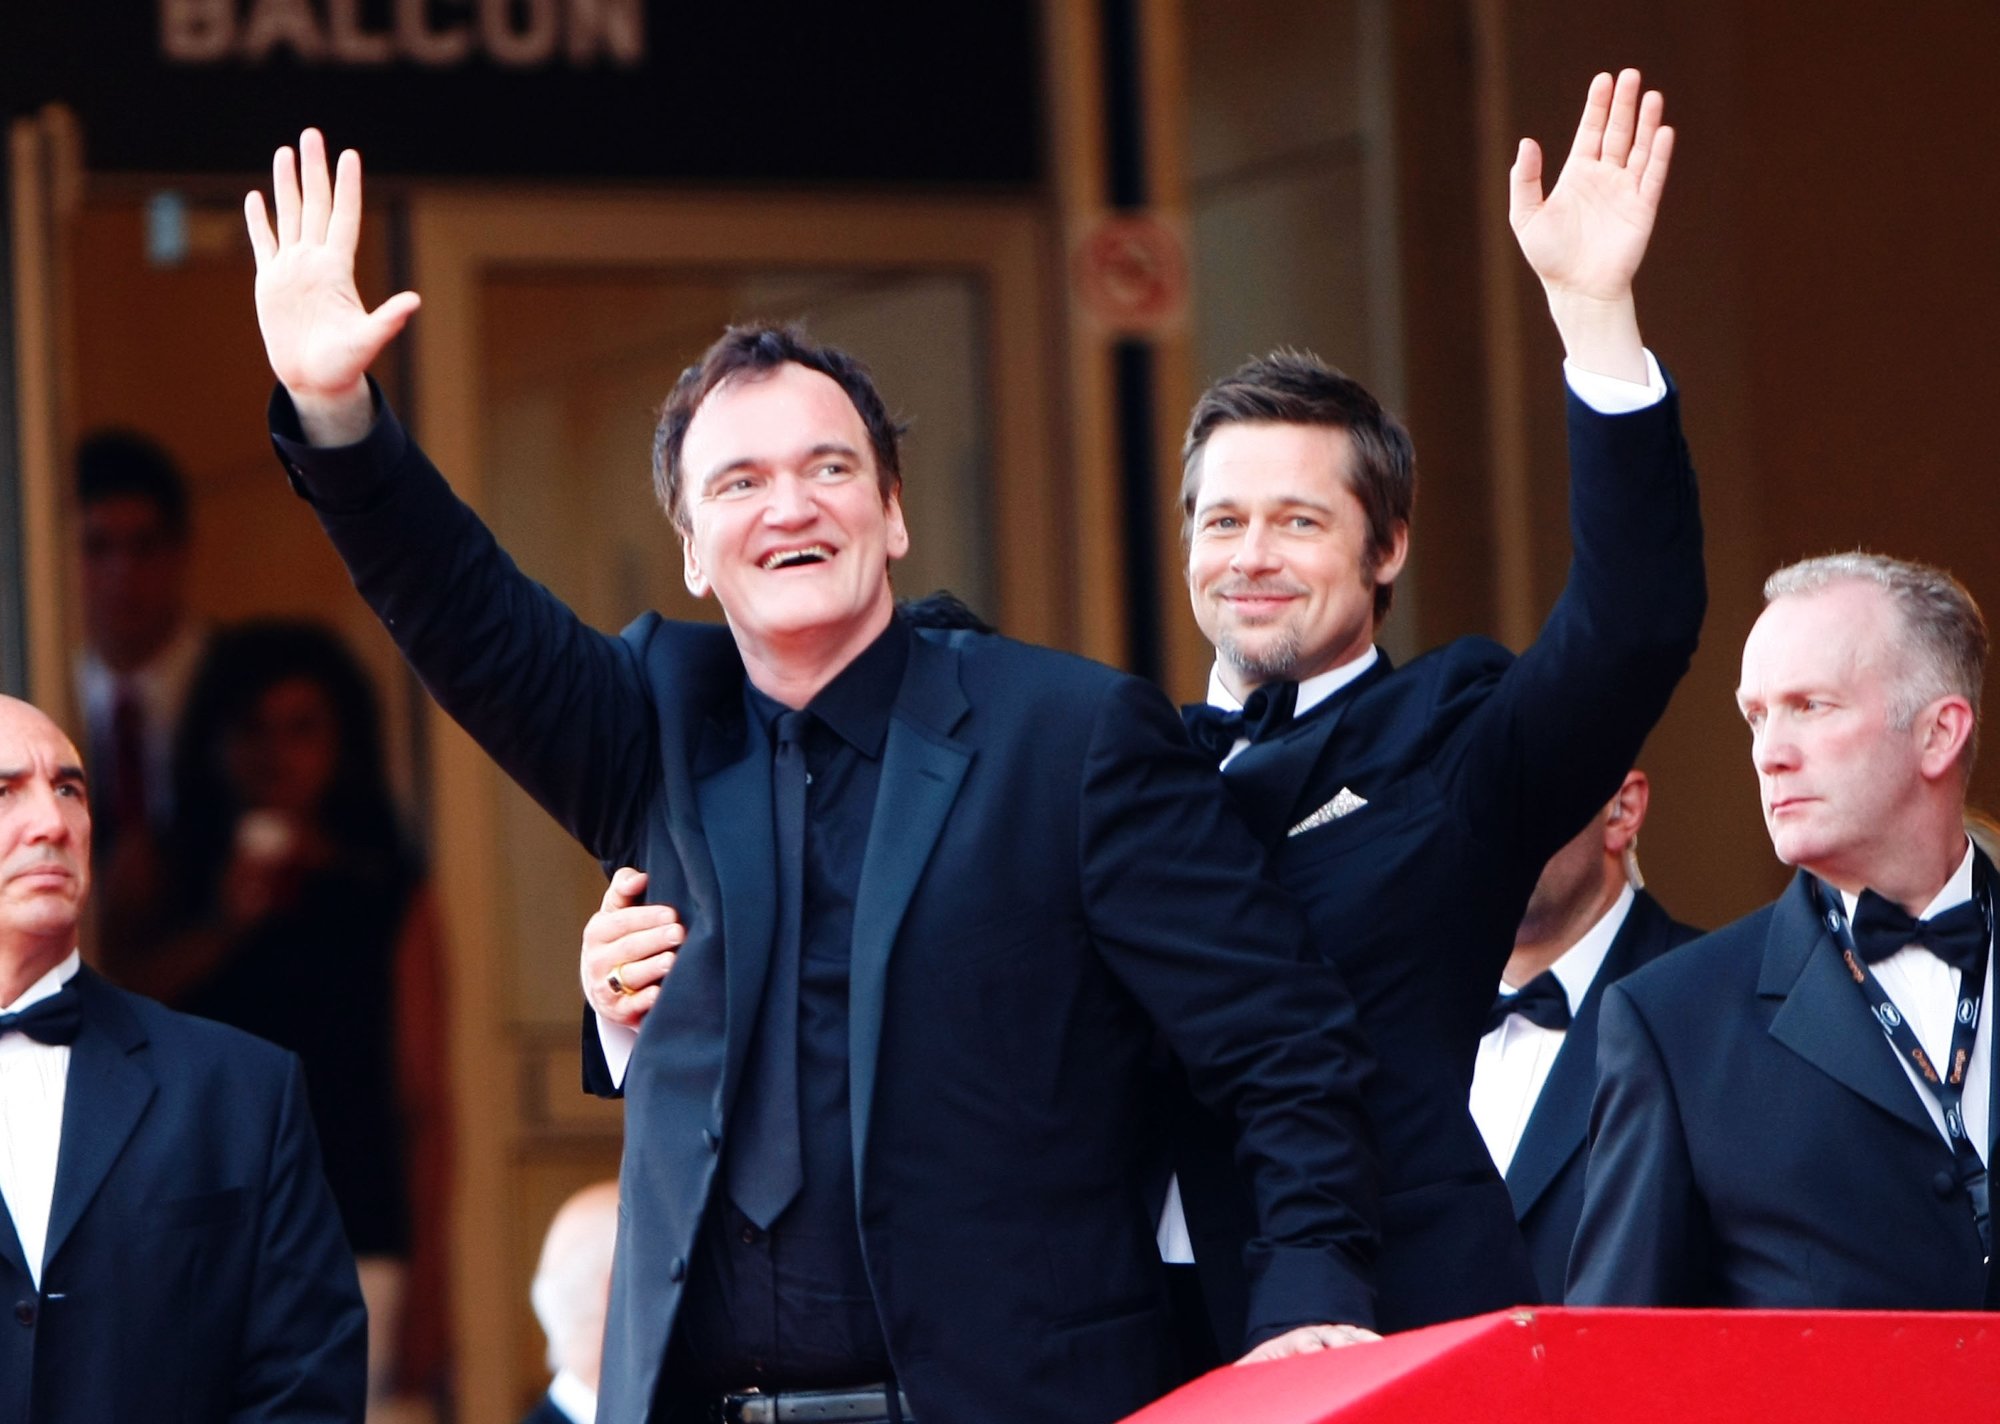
[761,546,832,570]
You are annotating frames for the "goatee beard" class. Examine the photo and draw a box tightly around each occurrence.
[1218,626,1303,684]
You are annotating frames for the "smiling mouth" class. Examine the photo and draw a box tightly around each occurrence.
[760,545,833,570]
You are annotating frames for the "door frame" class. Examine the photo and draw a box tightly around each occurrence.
[402,186,1062,1418]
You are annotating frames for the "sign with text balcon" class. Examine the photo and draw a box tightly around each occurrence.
[2,1,1042,184]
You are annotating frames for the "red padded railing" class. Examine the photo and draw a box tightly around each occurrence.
[1122,1308,2000,1423]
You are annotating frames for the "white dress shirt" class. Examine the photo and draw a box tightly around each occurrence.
[0,950,82,1288]
[1841,839,1989,1161]
[1470,886,1634,1175]
[547,1366,598,1424]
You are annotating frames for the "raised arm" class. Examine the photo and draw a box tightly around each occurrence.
[1509,68,1674,382]
[245,129,419,446]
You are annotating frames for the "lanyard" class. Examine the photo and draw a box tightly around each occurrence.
[1812,868,1995,1255]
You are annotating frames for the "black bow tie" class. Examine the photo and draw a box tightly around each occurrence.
[1183,682,1300,765]
[1849,890,1989,977]
[0,983,82,1046]
[1485,971,1572,1036]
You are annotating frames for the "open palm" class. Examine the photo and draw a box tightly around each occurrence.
[245,130,418,406]
[1510,70,1673,301]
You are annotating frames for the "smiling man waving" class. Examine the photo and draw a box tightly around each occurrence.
[247,133,1380,1424]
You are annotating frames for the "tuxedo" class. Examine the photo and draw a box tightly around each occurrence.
[1498,889,1699,1301]
[1174,382,1705,1338]
[0,967,365,1423]
[270,390,1379,1424]
[1568,864,2000,1308]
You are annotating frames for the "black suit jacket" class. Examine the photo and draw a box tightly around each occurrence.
[1177,384,1705,1337]
[1504,889,1699,1301]
[272,393,1380,1424]
[1568,866,2000,1308]
[0,968,365,1423]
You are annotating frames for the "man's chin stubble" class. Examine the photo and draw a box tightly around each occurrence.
[1219,627,1303,684]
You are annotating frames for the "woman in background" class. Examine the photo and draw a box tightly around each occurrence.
[117,619,452,1418]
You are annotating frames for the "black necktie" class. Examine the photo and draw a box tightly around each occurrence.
[1484,971,1571,1036]
[0,984,82,1046]
[1183,681,1299,765]
[728,710,810,1230]
[1849,891,1989,977]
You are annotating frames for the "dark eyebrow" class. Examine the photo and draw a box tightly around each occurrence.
[698,442,864,496]
[0,765,88,786]
[697,457,766,496]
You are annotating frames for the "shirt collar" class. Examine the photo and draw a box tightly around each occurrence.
[78,622,205,717]
[1,949,81,1014]
[1205,644,1380,716]
[546,1368,597,1424]
[745,615,910,758]
[1837,837,1976,923]
[1544,885,1635,1013]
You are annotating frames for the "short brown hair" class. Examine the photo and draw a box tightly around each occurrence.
[652,323,907,529]
[1181,351,1415,621]
[1764,551,1988,773]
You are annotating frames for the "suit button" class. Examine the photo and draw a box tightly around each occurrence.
[740,1225,763,1246]
[668,1257,686,1283]
[702,1128,720,1154]
[13,1301,33,1326]
[1934,1170,1958,1199]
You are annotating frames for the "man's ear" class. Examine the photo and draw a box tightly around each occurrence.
[682,530,710,600]
[883,489,910,563]
[1603,770,1651,855]
[1372,521,1411,588]
[1917,695,1976,783]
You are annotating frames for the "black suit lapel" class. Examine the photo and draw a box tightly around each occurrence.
[1219,655,1390,848]
[693,706,780,1117]
[1505,891,1672,1215]
[1762,873,1940,1141]
[847,635,971,1192]
[44,969,153,1271]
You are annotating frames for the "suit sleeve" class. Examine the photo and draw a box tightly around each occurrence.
[268,383,655,862]
[1078,675,1380,1338]
[231,1055,368,1423]
[581,1003,625,1098]
[1443,382,1706,864]
[1564,982,1710,1306]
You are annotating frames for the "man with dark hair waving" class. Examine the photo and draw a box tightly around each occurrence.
[246,131,1378,1422]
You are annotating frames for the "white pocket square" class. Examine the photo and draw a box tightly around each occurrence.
[1288,787,1368,837]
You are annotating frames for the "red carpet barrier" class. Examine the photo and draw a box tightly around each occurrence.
[1121,1307,2000,1423]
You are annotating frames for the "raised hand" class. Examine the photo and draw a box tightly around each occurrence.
[244,129,420,444]
[1510,69,1672,300]
[1508,70,1670,379]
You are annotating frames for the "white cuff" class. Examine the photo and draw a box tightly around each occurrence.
[1563,348,1666,414]
[597,1014,637,1090]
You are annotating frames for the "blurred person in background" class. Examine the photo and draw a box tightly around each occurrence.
[1471,769,1698,1299]
[73,430,207,938]
[522,1181,620,1424]
[106,619,452,1416]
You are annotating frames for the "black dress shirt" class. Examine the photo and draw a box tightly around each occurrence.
[673,617,910,1391]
